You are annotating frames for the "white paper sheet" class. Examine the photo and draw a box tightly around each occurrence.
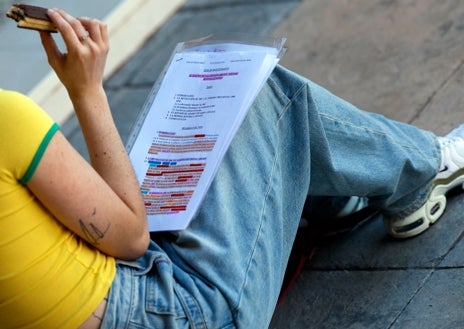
[129,36,285,231]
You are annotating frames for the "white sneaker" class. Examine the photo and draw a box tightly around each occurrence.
[385,125,464,238]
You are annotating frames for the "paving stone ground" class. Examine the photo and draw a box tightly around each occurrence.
[271,1,464,328]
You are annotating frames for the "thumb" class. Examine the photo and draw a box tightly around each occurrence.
[39,31,63,69]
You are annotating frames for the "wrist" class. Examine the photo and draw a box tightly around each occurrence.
[68,84,106,103]
[68,86,109,116]
[69,86,114,132]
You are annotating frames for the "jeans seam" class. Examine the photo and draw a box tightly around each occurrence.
[320,113,441,218]
[319,112,438,163]
[232,81,307,317]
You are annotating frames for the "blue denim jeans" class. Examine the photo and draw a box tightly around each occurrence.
[101,65,440,329]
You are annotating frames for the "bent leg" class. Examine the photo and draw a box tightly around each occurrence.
[157,65,440,328]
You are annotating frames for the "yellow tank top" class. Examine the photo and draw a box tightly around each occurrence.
[0,90,116,328]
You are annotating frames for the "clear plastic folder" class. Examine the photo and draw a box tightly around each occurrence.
[127,33,286,231]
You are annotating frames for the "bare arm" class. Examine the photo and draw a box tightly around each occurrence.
[27,9,149,260]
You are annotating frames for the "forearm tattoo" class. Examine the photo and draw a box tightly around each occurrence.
[78,208,110,245]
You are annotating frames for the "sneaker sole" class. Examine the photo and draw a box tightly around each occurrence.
[385,167,464,238]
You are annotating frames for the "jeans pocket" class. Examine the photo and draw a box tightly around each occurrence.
[144,257,215,328]
[145,256,185,317]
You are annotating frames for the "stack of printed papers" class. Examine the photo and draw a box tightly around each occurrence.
[128,34,286,231]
